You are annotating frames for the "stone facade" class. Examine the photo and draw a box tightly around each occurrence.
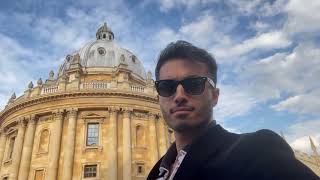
[0,23,319,180]
[0,23,170,180]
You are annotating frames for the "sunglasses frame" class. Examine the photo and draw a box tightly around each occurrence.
[155,76,216,97]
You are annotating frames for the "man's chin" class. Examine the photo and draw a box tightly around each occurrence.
[169,121,197,133]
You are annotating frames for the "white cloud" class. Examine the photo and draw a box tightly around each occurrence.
[285,119,320,154]
[212,31,291,60]
[239,43,320,103]
[228,0,264,15]
[215,85,257,121]
[272,90,320,116]
[159,0,202,12]
[284,0,320,34]
[179,14,215,46]
[152,14,217,49]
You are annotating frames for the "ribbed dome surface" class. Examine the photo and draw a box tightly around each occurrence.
[58,23,147,80]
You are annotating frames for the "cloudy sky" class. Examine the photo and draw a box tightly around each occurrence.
[0,0,319,154]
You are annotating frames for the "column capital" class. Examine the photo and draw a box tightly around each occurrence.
[122,107,133,118]
[0,127,5,135]
[28,115,37,125]
[148,112,160,120]
[108,106,120,113]
[52,109,64,119]
[67,108,78,118]
[17,117,26,128]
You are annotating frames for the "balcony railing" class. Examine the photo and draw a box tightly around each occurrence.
[130,85,145,93]
[41,86,58,94]
[81,82,111,89]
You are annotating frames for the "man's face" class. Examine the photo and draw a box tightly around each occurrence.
[158,58,219,133]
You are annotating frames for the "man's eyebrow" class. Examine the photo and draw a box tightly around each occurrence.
[184,75,201,78]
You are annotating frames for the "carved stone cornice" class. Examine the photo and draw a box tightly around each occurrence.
[0,91,158,121]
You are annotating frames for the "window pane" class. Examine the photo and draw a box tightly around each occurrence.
[35,169,45,180]
[86,123,99,146]
[84,165,97,178]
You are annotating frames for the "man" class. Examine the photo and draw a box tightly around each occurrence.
[147,41,319,180]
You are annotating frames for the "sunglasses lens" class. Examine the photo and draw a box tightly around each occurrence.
[182,77,206,95]
[156,80,177,97]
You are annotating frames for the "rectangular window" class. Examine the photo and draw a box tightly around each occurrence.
[84,165,97,178]
[86,123,99,146]
[34,169,45,180]
[136,163,145,176]
[8,136,16,159]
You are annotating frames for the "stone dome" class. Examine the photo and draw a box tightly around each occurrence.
[58,23,147,80]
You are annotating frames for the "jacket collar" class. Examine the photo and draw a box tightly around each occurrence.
[173,124,232,179]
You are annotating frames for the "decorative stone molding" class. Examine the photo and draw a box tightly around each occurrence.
[108,106,120,113]
[67,108,78,118]
[52,109,64,119]
[28,115,37,125]
[0,91,158,120]
[133,111,148,119]
[122,107,133,119]
[17,117,26,128]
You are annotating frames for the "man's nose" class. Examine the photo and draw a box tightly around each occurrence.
[173,84,188,104]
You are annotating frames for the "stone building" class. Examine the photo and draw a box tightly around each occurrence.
[0,23,174,180]
[0,23,319,180]
[292,137,320,176]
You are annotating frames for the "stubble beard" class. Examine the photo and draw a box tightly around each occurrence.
[161,103,213,133]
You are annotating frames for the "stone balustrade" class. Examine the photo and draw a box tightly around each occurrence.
[130,85,145,93]
[81,82,111,89]
[41,86,58,94]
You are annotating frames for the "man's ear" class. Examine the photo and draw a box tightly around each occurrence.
[211,88,219,107]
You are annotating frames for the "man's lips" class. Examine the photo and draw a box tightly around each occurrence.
[170,106,195,114]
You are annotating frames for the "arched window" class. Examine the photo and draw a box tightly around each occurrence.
[103,34,106,39]
[38,129,49,153]
[136,125,145,147]
[7,136,15,159]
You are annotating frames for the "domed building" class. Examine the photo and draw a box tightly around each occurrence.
[0,23,174,180]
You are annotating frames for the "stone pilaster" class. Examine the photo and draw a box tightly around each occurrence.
[108,106,119,180]
[122,108,132,180]
[11,118,26,180]
[18,115,37,180]
[149,113,159,165]
[62,108,78,180]
[47,110,64,180]
[0,128,7,171]
[156,115,167,157]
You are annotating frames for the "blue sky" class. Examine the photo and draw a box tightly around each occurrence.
[0,0,319,154]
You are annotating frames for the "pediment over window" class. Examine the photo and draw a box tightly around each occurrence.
[81,112,107,119]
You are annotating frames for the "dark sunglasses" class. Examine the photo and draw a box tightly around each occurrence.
[155,76,216,97]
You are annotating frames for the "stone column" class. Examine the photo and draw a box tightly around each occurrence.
[47,110,64,180]
[11,118,26,180]
[0,128,7,171]
[149,113,159,165]
[122,108,132,180]
[18,115,37,180]
[108,106,118,180]
[62,108,78,180]
[156,116,167,157]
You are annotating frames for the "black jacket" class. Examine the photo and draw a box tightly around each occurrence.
[147,124,319,180]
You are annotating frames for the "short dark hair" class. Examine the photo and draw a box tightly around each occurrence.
[155,40,217,84]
